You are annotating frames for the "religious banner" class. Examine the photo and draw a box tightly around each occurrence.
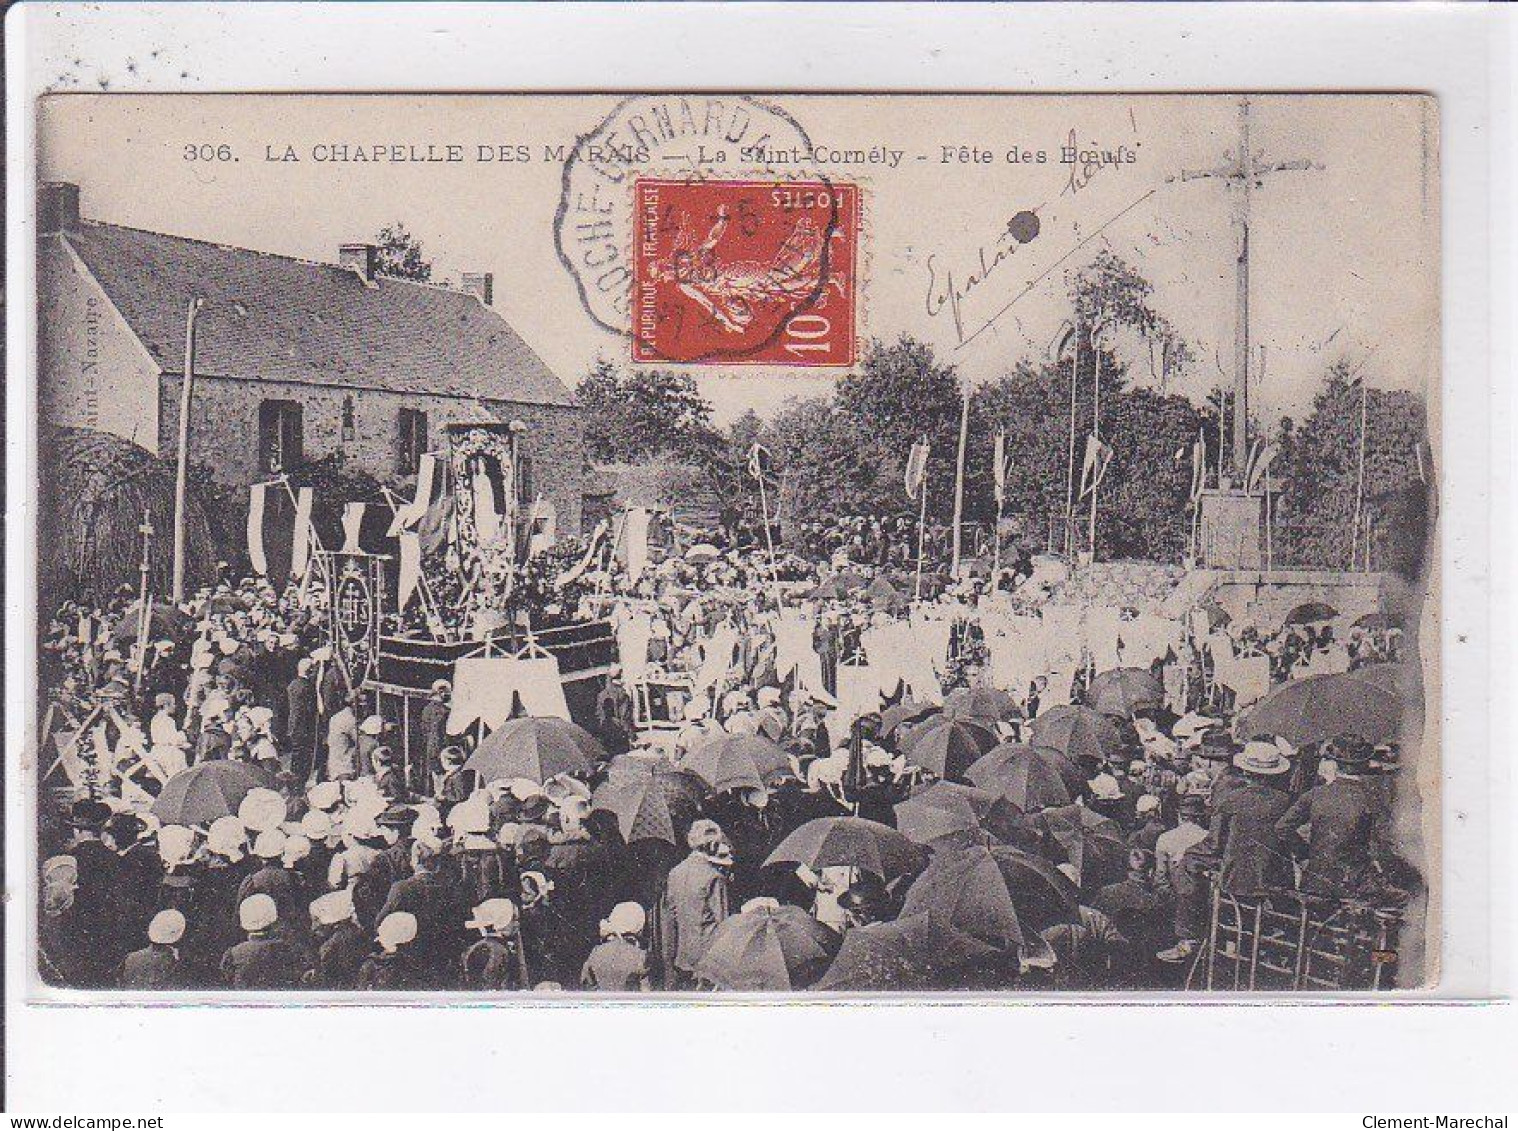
[324,550,384,690]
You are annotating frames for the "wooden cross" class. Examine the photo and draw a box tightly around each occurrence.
[1172,97,1322,474]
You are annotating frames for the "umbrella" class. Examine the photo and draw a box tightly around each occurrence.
[965,743,1084,812]
[684,543,721,563]
[1027,705,1123,763]
[878,700,938,741]
[764,816,927,882]
[904,841,1081,937]
[1032,804,1129,890]
[806,577,847,602]
[693,901,840,990]
[899,716,999,782]
[111,601,192,644]
[1285,601,1339,626]
[1346,663,1407,695]
[835,570,869,592]
[605,751,679,779]
[152,761,274,826]
[1353,612,1402,631]
[1086,667,1164,718]
[679,734,791,793]
[591,767,706,846]
[814,912,1001,991]
[893,781,1026,847]
[1236,671,1402,747]
[463,717,605,784]
[943,687,1018,722]
[864,575,907,610]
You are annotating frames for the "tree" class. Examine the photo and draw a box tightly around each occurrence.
[574,361,717,463]
[1272,361,1430,577]
[373,222,433,282]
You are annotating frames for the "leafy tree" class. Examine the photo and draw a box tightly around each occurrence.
[574,361,717,464]
[1272,361,1430,576]
[373,222,433,282]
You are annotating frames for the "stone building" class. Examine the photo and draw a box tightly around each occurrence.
[37,181,585,535]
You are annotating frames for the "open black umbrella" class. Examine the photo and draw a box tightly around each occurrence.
[152,761,274,827]
[899,716,999,782]
[679,734,791,793]
[814,912,1000,991]
[1027,705,1122,763]
[943,687,1018,722]
[1285,601,1339,626]
[1237,671,1402,747]
[694,901,840,990]
[893,781,1026,847]
[879,700,939,742]
[965,743,1084,812]
[464,717,605,783]
[1086,667,1164,718]
[902,841,1080,937]
[764,816,927,882]
[591,767,706,846]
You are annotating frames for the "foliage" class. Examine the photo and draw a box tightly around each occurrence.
[575,360,718,464]
[373,222,433,282]
[1272,361,1431,576]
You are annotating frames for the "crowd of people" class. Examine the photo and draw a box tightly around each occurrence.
[36,523,1415,993]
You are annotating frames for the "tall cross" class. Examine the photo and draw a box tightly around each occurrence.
[1175,97,1321,475]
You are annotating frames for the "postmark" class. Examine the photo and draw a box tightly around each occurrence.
[632,178,858,366]
[553,94,856,365]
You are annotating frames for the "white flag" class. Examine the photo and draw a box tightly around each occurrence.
[397,532,422,614]
[1189,429,1207,502]
[1078,434,1114,500]
[387,452,439,536]
[247,482,269,576]
[341,502,366,553]
[291,486,314,579]
[993,430,1008,506]
[904,438,930,500]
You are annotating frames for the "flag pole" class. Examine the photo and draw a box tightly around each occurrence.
[950,382,971,577]
[1351,377,1369,571]
[992,432,1005,580]
[914,466,929,603]
[1088,324,1104,562]
[754,460,785,611]
[171,297,204,603]
[1063,325,1080,557]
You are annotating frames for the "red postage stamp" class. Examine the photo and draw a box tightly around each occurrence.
[633,178,859,366]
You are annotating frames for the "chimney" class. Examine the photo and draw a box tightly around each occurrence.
[461,271,494,306]
[39,181,82,234]
[339,242,378,284]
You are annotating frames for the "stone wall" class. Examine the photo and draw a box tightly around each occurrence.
[158,378,585,535]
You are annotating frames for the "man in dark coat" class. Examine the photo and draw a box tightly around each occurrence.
[418,680,453,786]
[1160,742,1295,963]
[63,799,121,987]
[308,889,370,989]
[285,658,320,783]
[377,840,467,988]
[1274,739,1393,897]
[656,819,734,988]
[594,670,636,756]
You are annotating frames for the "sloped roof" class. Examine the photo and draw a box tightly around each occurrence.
[55,220,575,407]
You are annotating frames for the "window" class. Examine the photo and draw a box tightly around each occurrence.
[397,408,428,476]
[258,399,303,474]
[341,396,357,443]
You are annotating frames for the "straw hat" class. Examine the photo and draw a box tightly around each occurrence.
[1233,741,1292,776]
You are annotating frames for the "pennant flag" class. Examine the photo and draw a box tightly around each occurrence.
[291,486,314,579]
[1078,434,1114,500]
[554,519,608,588]
[247,482,269,577]
[1245,440,1280,495]
[747,443,773,482]
[993,430,1008,506]
[1051,321,1078,362]
[341,503,367,553]
[1189,428,1207,502]
[387,452,442,536]
[247,481,297,587]
[396,532,422,614]
[904,438,930,500]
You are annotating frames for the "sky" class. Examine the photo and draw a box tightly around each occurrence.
[38,93,1438,425]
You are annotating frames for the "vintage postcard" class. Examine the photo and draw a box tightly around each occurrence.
[30,93,1438,996]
